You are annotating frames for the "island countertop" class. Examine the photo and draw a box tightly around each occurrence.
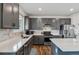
[50,38,79,52]
[0,35,33,53]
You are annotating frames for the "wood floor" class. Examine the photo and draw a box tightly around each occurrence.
[31,44,51,55]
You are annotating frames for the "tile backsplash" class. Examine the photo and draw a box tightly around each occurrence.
[0,29,21,42]
[0,29,10,42]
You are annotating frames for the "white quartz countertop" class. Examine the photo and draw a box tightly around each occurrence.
[50,38,79,52]
[0,35,33,53]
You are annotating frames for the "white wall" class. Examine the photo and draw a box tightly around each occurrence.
[0,29,11,42]
[19,6,27,16]
[69,12,79,35]
[69,12,79,25]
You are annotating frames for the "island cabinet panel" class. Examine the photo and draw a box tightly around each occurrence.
[51,42,79,55]
[51,42,60,55]
[51,42,67,55]
[0,3,19,29]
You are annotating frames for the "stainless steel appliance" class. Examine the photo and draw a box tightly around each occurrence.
[43,31,53,45]
[64,25,76,38]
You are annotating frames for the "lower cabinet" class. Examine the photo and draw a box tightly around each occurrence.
[33,36,44,45]
[16,46,24,55]
[24,38,33,55]
[16,38,33,55]
[16,36,44,55]
[24,44,29,55]
[33,36,39,44]
[39,37,44,44]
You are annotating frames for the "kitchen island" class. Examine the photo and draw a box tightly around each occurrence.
[50,38,79,55]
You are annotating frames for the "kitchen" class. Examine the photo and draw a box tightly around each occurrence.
[0,3,79,55]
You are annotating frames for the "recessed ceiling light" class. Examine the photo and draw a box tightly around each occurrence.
[70,8,74,11]
[38,8,42,11]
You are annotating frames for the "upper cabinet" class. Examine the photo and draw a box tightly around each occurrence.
[29,18,71,30]
[42,18,53,26]
[59,18,71,25]
[0,4,1,28]
[29,18,39,30]
[0,3,19,29]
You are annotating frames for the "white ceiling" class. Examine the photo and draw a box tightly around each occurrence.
[20,3,79,16]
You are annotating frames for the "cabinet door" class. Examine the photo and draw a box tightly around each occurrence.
[24,44,29,55]
[12,3,19,29]
[33,36,39,44]
[39,37,44,44]
[42,18,56,30]
[28,39,32,54]
[2,3,19,29]
[65,18,71,24]
[59,18,71,25]
[30,18,38,30]
[24,38,33,55]
[0,4,1,28]
[3,3,13,28]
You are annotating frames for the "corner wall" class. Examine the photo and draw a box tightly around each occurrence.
[69,12,79,25]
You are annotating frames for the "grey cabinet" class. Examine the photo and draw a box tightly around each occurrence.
[59,18,71,25]
[2,3,19,29]
[24,38,33,55]
[29,18,37,30]
[17,39,33,55]
[29,18,71,30]
[29,18,43,30]
[33,36,44,44]
[33,36,39,44]
[29,18,55,30]
[42,18,53,25]
[12,3,19,28]
[16,46,24,55]
[16,37,33,55]
[39,37,44,44]
[42,18,60,30]
[24,44,30,55]
[0,4,1,28]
